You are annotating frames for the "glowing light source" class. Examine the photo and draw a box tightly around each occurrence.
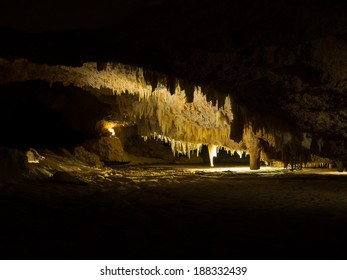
[108,128,115,136]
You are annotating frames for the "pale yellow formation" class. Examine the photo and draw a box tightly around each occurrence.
[120,84,236,157]
[208,144,218,167]
[0,58,318,168]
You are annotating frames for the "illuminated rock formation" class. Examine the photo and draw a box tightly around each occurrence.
[0,55,345,169]
[0,58,237,167]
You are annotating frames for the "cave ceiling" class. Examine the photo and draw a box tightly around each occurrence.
[0,0,347,167]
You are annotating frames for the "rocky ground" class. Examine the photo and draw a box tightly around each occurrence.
[1,154,347,260]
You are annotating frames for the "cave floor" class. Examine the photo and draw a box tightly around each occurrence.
[1,165,347,260]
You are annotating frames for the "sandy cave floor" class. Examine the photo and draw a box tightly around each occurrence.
[1,164,347,260]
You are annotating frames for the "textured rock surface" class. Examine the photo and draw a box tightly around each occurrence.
[0,1,347,168]
[52,171,87,185]
[84,137,130,164]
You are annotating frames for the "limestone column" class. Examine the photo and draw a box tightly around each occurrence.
[243,125,261,170]
[249,145,261,170]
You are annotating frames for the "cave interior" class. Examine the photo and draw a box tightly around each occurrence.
[0,0,347,260]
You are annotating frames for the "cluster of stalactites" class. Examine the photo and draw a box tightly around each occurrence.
[0,58,236,158]
[0,59,153,97]
[137,86,232,141]
[115,81,237,159]
[242,122,323,168]
[2,58,331,168]
[143,132,203,158]
[143,133,241,167]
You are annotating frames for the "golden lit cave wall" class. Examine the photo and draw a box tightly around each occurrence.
[0,58,315,166]
[115,86,239,157]
[0,59,238,157]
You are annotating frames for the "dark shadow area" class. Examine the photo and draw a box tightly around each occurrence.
[1,170,347,260]
[0,82,112,149]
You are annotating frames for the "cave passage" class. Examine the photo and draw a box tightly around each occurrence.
[2,0,347,267]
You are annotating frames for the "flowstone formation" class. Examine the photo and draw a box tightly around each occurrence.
[0,57,343,169]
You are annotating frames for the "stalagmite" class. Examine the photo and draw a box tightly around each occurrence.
[243,124,262,170]
[208,144,218,167]
[249,145,261,170]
